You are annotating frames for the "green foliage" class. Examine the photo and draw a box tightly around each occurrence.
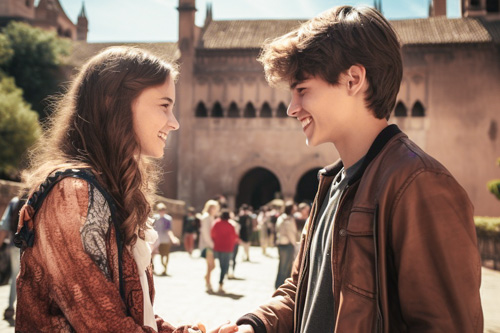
[0,75,41,179]
[488,157,500,201]
[0,34,13,66]
[488,179,500,200]
[0,21,70,118]
[475,216,500,240]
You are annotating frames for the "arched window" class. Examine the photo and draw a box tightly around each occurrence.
[212,102,223,118]
[411,101,425,117]
[277,102,287,118]
[228,102,239,118]
[394,101,407,117]
[244,102,256,118]
[195,102,208,117]
[260,102,272,118]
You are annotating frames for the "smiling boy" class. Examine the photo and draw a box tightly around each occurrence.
[234,5,483,333]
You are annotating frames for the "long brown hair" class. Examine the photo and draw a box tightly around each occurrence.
[22,46,178,246]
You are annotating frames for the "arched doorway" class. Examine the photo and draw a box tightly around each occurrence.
[236,167,281,210]
[295,168,321,204]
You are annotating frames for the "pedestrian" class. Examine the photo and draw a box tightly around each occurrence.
[0,195,26,320]
[257,206,271,255]
[293,202,310,239]
[237,204,253,262]
[229,5,482,333]
[183,206,198,256]
[153,202,179,276]
[199,199,220,292]
[228,212,241,279]
[274,201,298,289]
[211,209,238,293]
[13,46,236,333]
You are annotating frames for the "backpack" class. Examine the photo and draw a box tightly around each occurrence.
[13,169,127,305]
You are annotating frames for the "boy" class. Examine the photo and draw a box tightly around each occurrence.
[234,5,483,333]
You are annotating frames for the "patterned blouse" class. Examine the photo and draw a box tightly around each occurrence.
[15,176,193,332]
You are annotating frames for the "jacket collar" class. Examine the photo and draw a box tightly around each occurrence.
[318,124,402,185]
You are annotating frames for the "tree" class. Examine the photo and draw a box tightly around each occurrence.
[0,21,70,119]
[487,158,500,200]
[0,75,41,180]
[0,34,13,65]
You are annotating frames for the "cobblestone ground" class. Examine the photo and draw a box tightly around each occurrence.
[0,247,499,332]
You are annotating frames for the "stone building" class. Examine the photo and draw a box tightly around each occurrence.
[0,0,88,41]
[65,0,500,216]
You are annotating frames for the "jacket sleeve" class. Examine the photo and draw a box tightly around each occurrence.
[32,178,188,332]
[390,170,483,332]
[237,219,309,333]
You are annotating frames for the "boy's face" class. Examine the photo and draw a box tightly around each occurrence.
[288,74,354,147]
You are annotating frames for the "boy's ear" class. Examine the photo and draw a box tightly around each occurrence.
[346,64,367,97]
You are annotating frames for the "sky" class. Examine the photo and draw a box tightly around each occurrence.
[52,0,461,43]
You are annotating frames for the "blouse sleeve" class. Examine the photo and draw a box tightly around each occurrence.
[34,178,155,332]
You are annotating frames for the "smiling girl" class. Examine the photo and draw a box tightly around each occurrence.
[13,47,236,333]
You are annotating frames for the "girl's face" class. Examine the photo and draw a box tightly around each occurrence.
[132,75,179,158]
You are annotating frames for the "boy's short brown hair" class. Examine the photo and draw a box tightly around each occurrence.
[258,5,402,119]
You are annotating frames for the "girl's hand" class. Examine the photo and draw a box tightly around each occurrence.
[208,321,239,333]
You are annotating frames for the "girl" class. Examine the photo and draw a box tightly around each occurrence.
[14,47,235,333]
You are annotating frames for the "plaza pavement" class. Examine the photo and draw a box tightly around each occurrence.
[0,246,498,332]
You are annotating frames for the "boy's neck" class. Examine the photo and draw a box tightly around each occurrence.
[335,118,389,169]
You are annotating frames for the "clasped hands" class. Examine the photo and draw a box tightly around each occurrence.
[189,322,254,333]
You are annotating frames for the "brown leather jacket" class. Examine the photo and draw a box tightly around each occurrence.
[238,125,483,332]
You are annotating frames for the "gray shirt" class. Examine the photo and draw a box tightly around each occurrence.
[300,157,364,333]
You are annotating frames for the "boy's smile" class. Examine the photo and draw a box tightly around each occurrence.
[287,74,353,147]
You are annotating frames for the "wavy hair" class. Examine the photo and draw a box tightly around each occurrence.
[23,46,178,246]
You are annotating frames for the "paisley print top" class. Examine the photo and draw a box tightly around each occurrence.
[15,177,192,332]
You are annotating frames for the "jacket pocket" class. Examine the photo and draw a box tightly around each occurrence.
[344,210,376,299]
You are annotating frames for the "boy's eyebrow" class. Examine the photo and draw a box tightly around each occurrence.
[290,80,302,89]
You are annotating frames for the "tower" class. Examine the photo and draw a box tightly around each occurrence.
[158,0,198,199]
[204,2,212,27]
[429,0,447,16]
[77,2,88,41]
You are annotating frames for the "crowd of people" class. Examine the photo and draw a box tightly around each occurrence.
[151,196,312,294]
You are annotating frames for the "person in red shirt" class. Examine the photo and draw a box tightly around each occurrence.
[211,209,239,293]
